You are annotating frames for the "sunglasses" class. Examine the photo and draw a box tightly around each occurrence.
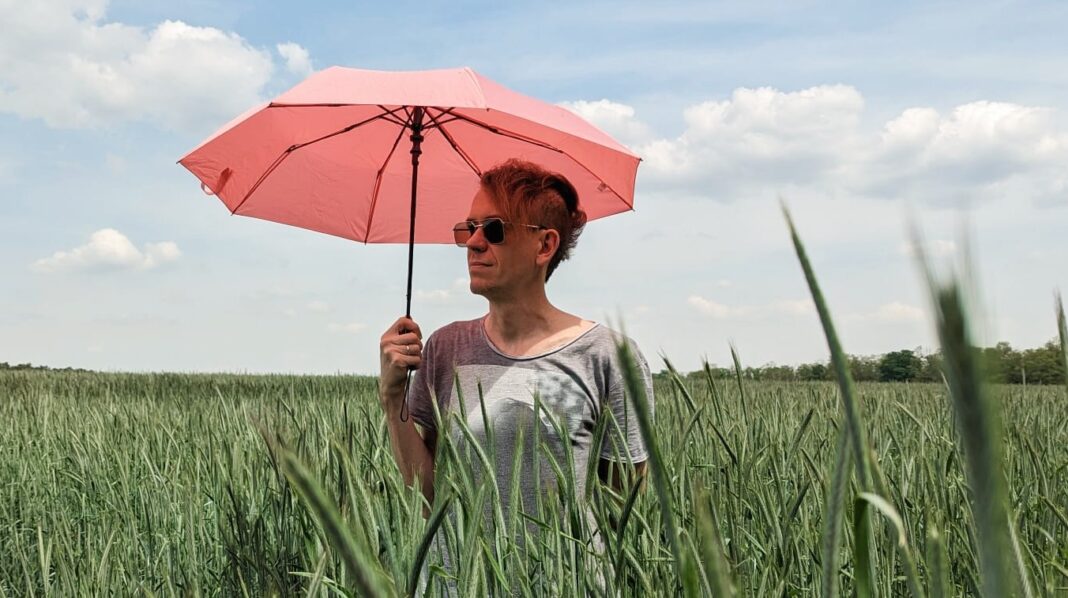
[453,218,544,246]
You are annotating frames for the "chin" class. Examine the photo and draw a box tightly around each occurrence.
[469,280,501,300]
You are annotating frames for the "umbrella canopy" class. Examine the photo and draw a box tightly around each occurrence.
[179,66,641,313]
[181,66,639,242]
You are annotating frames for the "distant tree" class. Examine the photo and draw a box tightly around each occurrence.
[979,341,1020,383]
[848,355,880,382]
[760,364,796,381]
[879,350,923,382]
[797,362,829,381]
[1020,340,1066,385]
[917,352,944,383]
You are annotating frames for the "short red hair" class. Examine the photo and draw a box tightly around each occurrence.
[480,159,588,282]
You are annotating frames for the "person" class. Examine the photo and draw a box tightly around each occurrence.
[376,158,653,548]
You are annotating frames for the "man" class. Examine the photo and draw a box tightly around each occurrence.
[377,158,652,526]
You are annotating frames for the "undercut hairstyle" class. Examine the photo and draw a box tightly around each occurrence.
[480,159,588,282]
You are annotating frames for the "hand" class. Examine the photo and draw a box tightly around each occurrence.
[379,316,423,404]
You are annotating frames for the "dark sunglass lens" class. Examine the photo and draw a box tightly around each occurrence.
[484,219,505,244]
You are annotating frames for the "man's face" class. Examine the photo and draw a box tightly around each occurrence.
[464,188,543,299]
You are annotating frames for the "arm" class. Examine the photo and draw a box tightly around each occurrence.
[379,317,436,505]
[599,335,655,496]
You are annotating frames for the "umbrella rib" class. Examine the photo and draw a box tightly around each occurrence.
[424,115,461,128]
[231,106,407,215]
[288,105,408,152]
[362,121,410,243]
[439,108,562,155]
[440,108,635,210]
[425,108,482,177]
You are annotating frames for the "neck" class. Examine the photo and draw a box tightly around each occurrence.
[485,285,558,342]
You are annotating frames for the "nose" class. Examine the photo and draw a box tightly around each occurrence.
[466,226,488,251]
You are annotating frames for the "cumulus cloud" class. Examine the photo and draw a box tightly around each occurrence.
[575,86,1068,207]
[415,278,470,304]
[687,296,813,318]
[845,302,926,323]
[0,1,276,130]
[899,239,956,258]
[31,228,181,272]
[865,101,1068,205]
[874,302,925,322]
[688,296,733,318]
[276,42,313,77]
[306,300,331,313]
[558,99,654,148]
[327,322,367,334]
[639,85,865,195]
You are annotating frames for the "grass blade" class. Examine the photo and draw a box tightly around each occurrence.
[1056,291,1067,398]
[616,327,700,597]
[913,229,1018,598]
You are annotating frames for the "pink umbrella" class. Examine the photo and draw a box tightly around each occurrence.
[179,66,640,316]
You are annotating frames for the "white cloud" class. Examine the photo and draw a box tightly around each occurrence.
[276,42,313,77]
[865,101,1068,205]
[773,299,815,316]
[899,239,956,258]
[638,85,865,194]
[328,322,367,334]
[0,1,275,130]
[31,228,181,272]
[687,296,812,319]
[415,278,470,304]
[558,99,654,148]
[307,300,331,313]
[575,86,1068,208]
[845,302,926,323]
[874,302,925,322]
[688,296,733,318]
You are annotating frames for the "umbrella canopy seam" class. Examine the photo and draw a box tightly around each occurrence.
[363,120,411,244]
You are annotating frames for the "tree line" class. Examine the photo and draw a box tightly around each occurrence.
[6,339,1065,385]
[662,339,1067,384]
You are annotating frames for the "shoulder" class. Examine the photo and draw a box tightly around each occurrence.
[424,317,485,353]
[572,323,650,368]
[430,317,482,339]
[581,323,644,353]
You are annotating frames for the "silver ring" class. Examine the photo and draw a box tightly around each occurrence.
[406,344,412,355]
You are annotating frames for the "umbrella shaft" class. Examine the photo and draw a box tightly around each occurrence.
[405,107,425,319]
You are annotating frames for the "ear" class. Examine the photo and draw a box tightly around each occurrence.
[534,229,560,269]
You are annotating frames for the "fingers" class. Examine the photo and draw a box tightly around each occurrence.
[394,316,422,338]
[385,351,421,370]
[379,333,422,353]
[379,316,425,389]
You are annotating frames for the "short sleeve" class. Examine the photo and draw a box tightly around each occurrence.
[599,337,653,463]
[407,335,438,431]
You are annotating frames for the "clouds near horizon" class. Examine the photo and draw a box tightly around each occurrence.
[31,228,181,273]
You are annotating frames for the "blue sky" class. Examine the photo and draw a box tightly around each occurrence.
[2,0,1066,374]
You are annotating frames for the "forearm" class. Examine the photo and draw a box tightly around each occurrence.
[380,390,435,504]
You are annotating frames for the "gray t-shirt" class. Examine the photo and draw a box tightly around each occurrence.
[409,316,652,515]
